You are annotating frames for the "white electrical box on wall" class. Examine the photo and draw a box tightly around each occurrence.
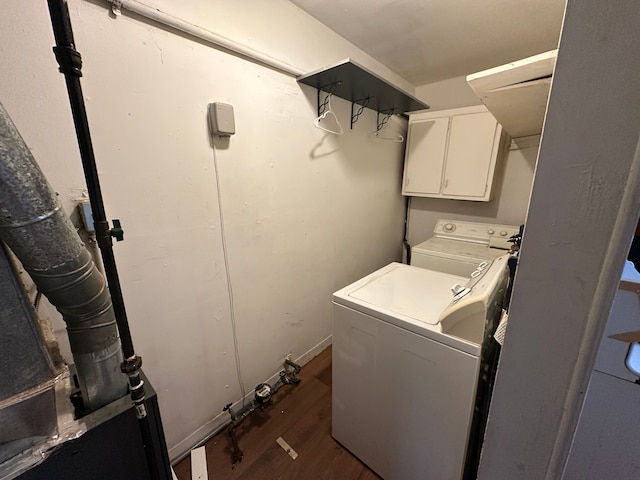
[208,102,235,137]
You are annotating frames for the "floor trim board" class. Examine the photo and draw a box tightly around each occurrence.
[190,446,208,480]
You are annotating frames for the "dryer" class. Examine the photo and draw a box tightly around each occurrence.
[411,219,520,276]
[332,255,509,480]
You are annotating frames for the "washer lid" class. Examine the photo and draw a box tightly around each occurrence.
[341,263,466,325]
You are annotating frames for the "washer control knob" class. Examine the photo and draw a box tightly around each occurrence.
[500,231,508,236]
[452,286,471,299]
[488,228,495,235]
[443,223,456,232]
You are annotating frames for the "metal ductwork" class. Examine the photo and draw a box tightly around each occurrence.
[0,242,57,466]
[0,102,127,412]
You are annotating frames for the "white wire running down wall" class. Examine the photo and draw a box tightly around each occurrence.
[210,140,246,405]
[106,0,304,77]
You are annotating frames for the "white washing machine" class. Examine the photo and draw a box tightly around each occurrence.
[411,219,520,276]
[332,255,509,480]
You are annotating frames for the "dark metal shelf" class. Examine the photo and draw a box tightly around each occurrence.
[297,59,429,116]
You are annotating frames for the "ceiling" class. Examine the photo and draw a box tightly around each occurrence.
[290,0,565,86]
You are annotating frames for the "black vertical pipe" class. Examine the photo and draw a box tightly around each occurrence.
[46,1,161,478]
[46,0,135,360]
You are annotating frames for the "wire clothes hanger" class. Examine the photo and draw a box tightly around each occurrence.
[314,92,344,135]
[370,127,404,143]
[370,110,404,143]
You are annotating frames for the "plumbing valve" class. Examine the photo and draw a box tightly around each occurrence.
[222,358,302,466]
[110,219,124,242]
[254,383,273,405]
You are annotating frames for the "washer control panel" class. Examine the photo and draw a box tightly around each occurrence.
[433,219,520,247]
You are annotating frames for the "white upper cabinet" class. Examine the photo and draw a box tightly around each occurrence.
[403,116,449,195]
[402,105,507,201]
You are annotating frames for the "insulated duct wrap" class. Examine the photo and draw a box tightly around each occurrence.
[0,242,55,401]
[0,102,127,412]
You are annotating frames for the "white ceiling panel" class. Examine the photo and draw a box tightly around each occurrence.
[290,0,565,85]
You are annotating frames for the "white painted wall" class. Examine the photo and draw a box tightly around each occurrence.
[478,0,640,477]
[407,74,538,244]
[0,0,407,459]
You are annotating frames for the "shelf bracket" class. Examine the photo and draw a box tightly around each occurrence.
[375,109,396,132]
[317,82,340,117]
[350,97,372,129]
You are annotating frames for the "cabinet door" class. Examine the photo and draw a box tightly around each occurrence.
[402,117,450,195]
[443,112,499,198]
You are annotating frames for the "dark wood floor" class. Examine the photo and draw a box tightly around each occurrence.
[173,347,380,480]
